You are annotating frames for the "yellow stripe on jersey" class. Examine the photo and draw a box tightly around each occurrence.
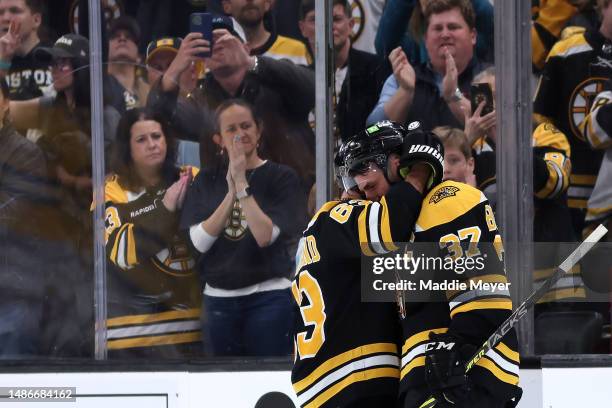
[536,161,562,199]
[303,367,399,408]
[546,32,591,61]
[533,123,571,156]
[105,176,129,204]
[568,198,588,209]
[476,356,520,385]
[449,299,513,318]
[357,202,375,256]
[538,287,586,303]
[401,356,425,379]
[107,308,201,327]
[109,223,128,266]
[268,35,309,60]
[533,264,580,281]
[416,181,485,231]
[309,201,341,228]
[293,342,397,393]
[570,174,597,186]
[379,196,398,252]
[496,342,520,364]
[127,224,137,266]
[401,328,448,355]
[107,331,201,350]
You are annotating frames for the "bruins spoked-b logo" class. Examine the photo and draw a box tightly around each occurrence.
[225,199,248,240]
[568,77,607,141]
[349,0,365,43]
[429,185,460,204]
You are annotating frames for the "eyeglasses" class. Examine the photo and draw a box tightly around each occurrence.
[52,58,73,71]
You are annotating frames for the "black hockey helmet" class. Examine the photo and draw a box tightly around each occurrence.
[341,121,405,173]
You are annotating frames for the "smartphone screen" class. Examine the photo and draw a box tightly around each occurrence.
[189,12,212,58]
[470,83,494,116]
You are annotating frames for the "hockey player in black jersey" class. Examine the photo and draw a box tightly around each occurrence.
[291,121,444,408]
[343,128,521,406]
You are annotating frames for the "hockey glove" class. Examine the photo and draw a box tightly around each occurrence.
[424,332,475,407]
[398,123,444,192]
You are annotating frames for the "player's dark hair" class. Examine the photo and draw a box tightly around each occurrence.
[300,0,315,20]
[334,0,351,17]
[200,98,263,171]
[112,108,178,191]
[301,0,351,20]
[24,0,44,14]
[214,98,263,133]
[423,0,476,30]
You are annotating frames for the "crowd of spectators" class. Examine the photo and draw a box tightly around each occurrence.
[0,0,610,360]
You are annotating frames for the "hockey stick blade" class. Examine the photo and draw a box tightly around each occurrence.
[419,224,608,408]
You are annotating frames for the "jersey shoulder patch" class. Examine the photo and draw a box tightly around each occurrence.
[547,33,591,60]
[533,122,571,156]
[417,181,486,231]
[105,175,129,204]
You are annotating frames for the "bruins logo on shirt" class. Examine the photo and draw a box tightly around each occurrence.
[568,77,607,141]
[152,236,196,277]
[224,199,248,240]
[349,0,365,44]
[429,185,460,204]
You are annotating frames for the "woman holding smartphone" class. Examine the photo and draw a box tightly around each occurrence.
[181,99,306,357]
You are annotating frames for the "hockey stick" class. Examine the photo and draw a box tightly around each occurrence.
[419,224,608,408]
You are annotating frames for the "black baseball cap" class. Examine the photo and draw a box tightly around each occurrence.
[108,15,141,43]
[145,37,182,64]
[35,34,89,61]
[211,14,246,43]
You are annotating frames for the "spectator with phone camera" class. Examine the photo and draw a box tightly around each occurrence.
[147,14,316,192]
[144,37,202,168]
[367,0,488,132]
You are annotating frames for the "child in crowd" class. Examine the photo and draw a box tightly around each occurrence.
[433,126,476,186]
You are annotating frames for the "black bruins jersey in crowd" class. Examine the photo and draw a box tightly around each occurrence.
[291,182,423,408]
[104,169,201,355]
[531,123,586,302]
[533,29,612,235]
[473,124,582,302]
[399,181,520,404]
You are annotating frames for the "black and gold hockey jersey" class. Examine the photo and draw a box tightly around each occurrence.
[399,181,520,403]
[533,29,612,234]
[104,169,202,355]
[291,182,423,408]
[531,0,579,71]
[531,123,586,302]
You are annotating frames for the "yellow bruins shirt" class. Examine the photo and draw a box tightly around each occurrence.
[291,182,423,408]
[252,33,309,66]
[104,168,201,353]
[399,181,520,403]
[531,0,579,71]
[533,29,611,233]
